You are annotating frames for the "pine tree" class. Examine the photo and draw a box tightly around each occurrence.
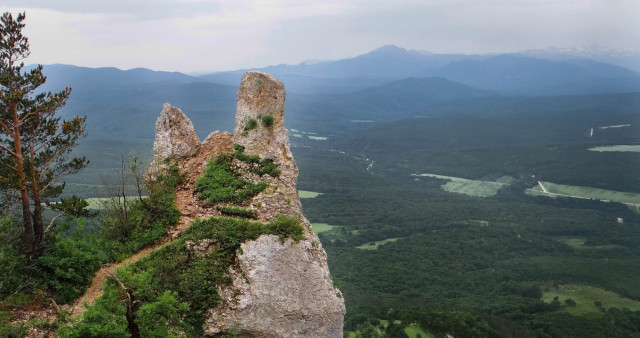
[0,12,87,257]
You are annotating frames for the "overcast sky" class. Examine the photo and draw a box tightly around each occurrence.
[2,0,638,73]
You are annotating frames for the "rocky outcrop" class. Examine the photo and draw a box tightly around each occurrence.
[151,71,345,337]
[148,103,201,176]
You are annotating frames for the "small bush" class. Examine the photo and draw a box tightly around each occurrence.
[57,280,129,337]
[0,311,28,338]
[266,215,304,242]
[260,114,275,128]
[195,150,273,204]
[37,233,103,304]
[217,206,256,219]
[232,144,281,177]
[244,118,258,131]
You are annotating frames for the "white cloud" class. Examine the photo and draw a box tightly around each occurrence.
[2,0,638,72]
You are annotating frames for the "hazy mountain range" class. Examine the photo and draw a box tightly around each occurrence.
[31,45,640,186]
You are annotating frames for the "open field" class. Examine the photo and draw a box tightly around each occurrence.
[290,129,329,140]
[419,173,507,197]
[542,284,640,316]
[311,223,337,234]
[526,181,640,206]
[588,145,640,152]
[404,323,434,338]
[84,196,147,209]
[557,236,623,250]
[298,190,322,198]
[599,124,631,129]
[357,237,401,250]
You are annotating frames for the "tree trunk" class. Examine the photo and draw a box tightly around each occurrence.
[29,144,44,257]
[11,103,34,256]
[31,181,44,257]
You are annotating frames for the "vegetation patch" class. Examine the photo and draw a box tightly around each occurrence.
[259,114,275,128]
[311,223,335,233]
[244,117,258,131]
[557,236,623,250]
[299,190,322,198]
[526,181,640,206]
[588,145,640,152]
[542,284,640,316]
[419,173,506,197]
[404,323,434,338]
[216,205,257,219]
[308,135,328,141]
[232,144,281,177]
[61,215,304,336]
[195,152,268,205]
[356,237,401,250]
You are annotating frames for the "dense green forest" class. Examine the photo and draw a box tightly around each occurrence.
[291,101,640,336]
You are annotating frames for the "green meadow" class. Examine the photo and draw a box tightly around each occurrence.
[526,181,640,205]
[298,190,323,198]
[588,145,640,152]
[311,223,337,234]
[557,236,623,250]
[543,284,640,316]
[419,173,508,197]
[357,237,401,250]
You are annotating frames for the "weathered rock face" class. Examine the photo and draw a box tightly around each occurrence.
[148,103,201,176]
[234,72,301,221]
[150,71,345,337]
[208,71,345,337]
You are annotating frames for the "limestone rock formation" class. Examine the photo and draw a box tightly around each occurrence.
[148,103,201,176]
[151,71,345,337]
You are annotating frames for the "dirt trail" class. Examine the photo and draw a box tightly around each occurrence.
[69,137,232,317]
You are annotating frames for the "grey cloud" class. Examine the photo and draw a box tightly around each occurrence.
[2,0,221,19]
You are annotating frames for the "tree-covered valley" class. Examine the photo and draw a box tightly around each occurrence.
[2,16,639,337]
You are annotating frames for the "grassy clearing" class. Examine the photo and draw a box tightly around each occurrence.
[542,284,640,316]
[419,173,506,197]
[290,129,328,140]
[357,238,401,250]
[599,124,631,129]
[298,190,323,198]
[588,145,640,152]
[526,181,640,205]
[311,223,336,234]
[557,236,623,250]
[308,135,328,140]
[84,196,147,209]
[405,323,434,338]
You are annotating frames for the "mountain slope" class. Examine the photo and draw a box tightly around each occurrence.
[422,54,640,94]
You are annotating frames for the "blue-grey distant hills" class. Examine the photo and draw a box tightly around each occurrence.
[32,45,640,187]
[420,54,640,95]
[200,45,640,95]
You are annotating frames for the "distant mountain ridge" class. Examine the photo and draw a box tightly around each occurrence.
[29,45,640,186]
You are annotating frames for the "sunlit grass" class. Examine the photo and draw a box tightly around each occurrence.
[357,238,401,250]
[588,145,640,152]
[556,236,623,250]
[298,190,322,198]
[542,284,640,316]
[419,173,507,197]
[404,323,434,338]
[311,223,336,233]
[526,181,640,205]
[84,196,146,209]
